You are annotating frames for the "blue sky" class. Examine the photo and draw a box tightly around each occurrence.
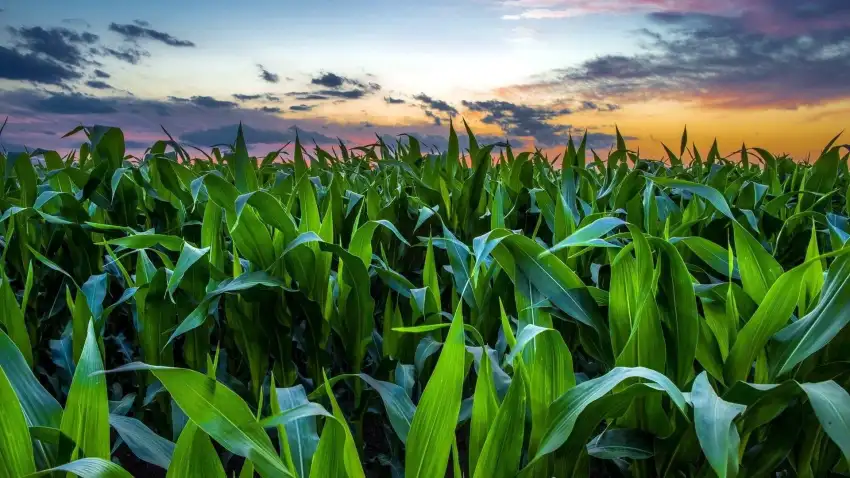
[1,0,849,158]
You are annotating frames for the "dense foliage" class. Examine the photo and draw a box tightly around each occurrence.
[1,121,850,478]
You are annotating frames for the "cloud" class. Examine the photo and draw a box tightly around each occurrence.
[93,69,110,78]
[413,93,460,126]
[300,72,381,101]
[316,89,370,99]
[0,46,82,84]
[30,93,119,114]
[1,89,507,157]
[414,94,459,115]
[498,0,850,34]
[9,26,99,67]
[233,93,262,101]
[102,46,149,64]
[288,93,329,101]
[258,64,280,83]
[424,110,442,126]
[168,95,237,109]
[108,22,195,47]
[311,72,348,88]
[259,106,282,113]
[85,80,113,90]
[462,99,575,146]
[498,0,736,20]
[289,104,314,112]
[180,124,336,146]
[384,96,406,104]
[504,2,850,109]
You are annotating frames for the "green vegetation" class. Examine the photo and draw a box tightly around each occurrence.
[0,120,849,477]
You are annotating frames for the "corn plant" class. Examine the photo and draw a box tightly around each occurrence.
[0,121,849,477]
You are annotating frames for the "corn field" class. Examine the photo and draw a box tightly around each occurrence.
[1,120,850,477]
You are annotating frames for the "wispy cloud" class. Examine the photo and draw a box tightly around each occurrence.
[257,64,280,83]
[108,22,195,47]
[499,0,850,109]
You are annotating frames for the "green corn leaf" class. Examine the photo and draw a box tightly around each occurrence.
[469,346,499,475]
[676,237,741,280]
[308,370,365,478]
[61,320,110,460]
[100,362,291,477]
[308,373,415,443]
[166,422,226,478]
[533,366,688,463]
[23,458,133,478]
[0,365,35,478]
[691,372,746,478]
[799,380,850,466]
[272,385,319,478]
[473,362,526,478]
[586,428,654,460]
[0,329,62,466]
[166,243,210,299]
[732,221,783,304]
[109,414,175,470]
[650,177,734,220]
[771,250,850,377]
[549,217,626,252]
[0,267,32,367]
[405,305,468,478]
[725,260,813,383]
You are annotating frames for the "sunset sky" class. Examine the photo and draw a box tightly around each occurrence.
[1,0,848,159]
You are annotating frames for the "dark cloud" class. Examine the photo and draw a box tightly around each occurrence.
[258,64,280,83]
[85,80,113,90]
[168,95,237,109]
[579,100,619,112]
[108,23,195,47]
[289,104,314,112]
[311,72,347,88]
[531,7,850,109]
[102,46,149,64]
[260,106,282,113]
[0,46,81,84]
[316,89,369,99]
[233,93,281,102]
[180,124,336,146]
[9,26,98,67]
[413,93,458,115]
[133,19,151,27]
[233,93,262,101]
[301,72,381,101]
[462,99,571,146]
[384,96,406,104]
[287,93,330,101]
[30,93,118,114]
[93,69,110,78]
[413,93,460,126]
[424,110,442,126]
